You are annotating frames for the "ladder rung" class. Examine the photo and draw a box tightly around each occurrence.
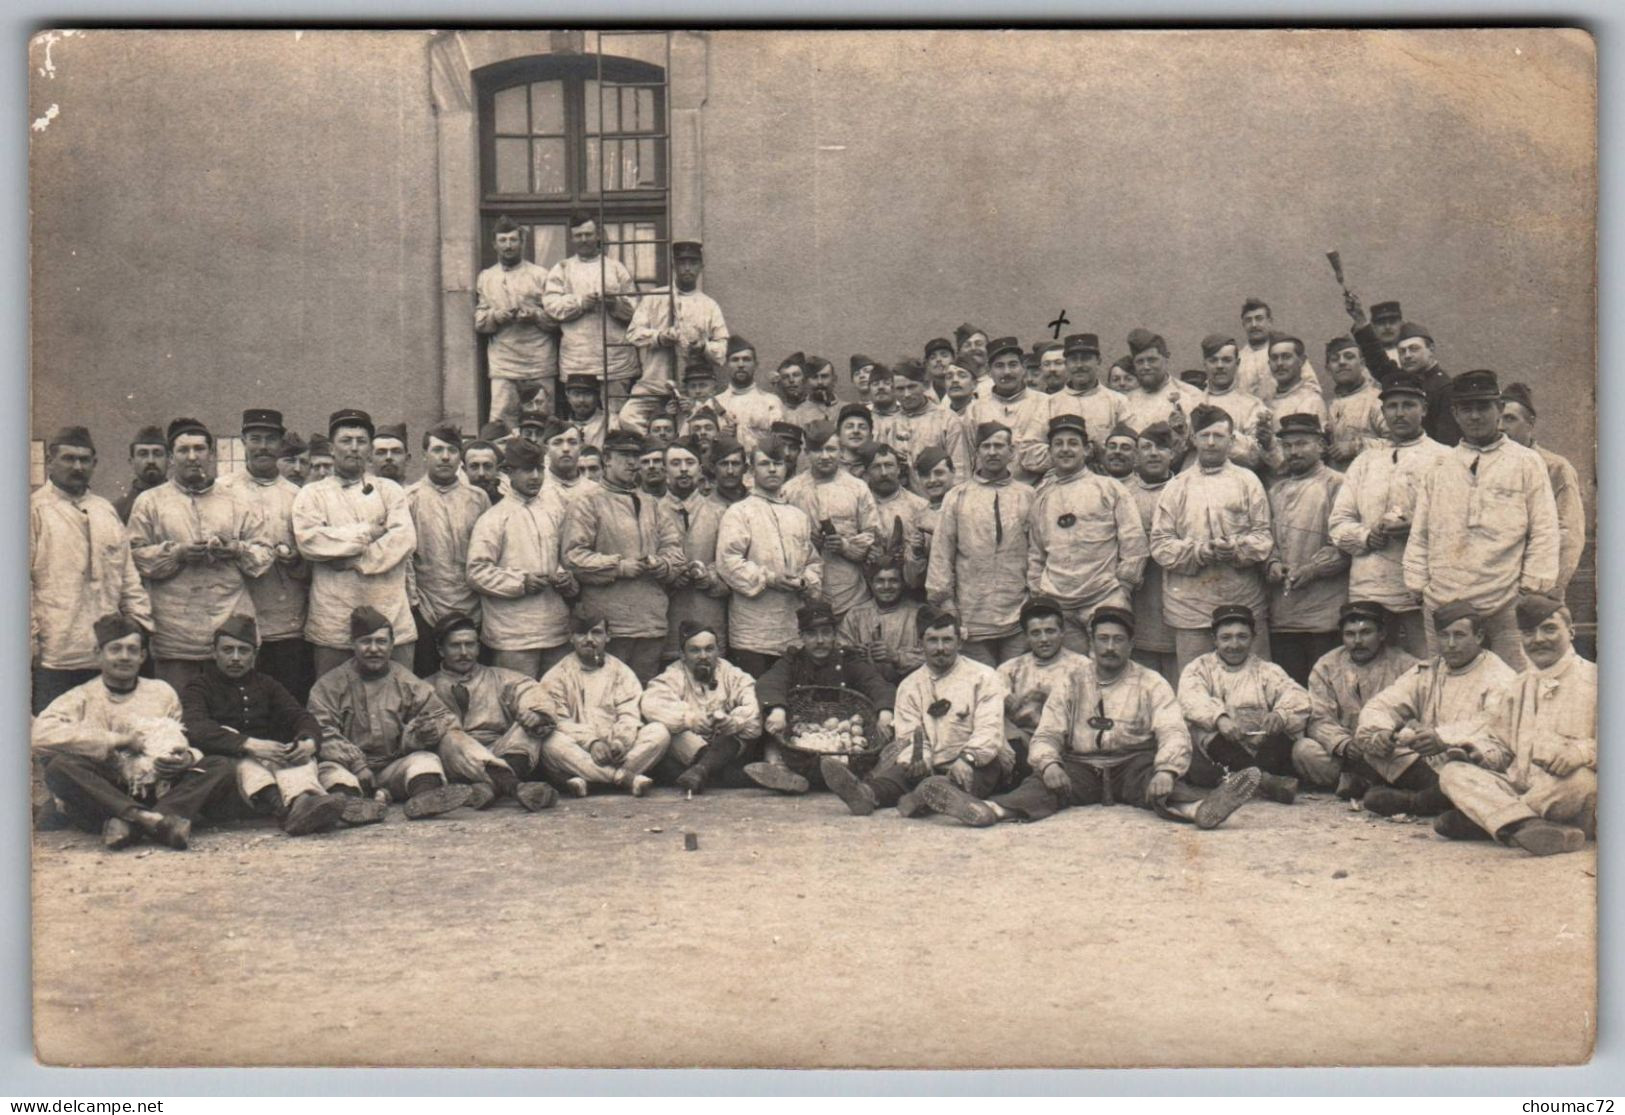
[591,132,670,141]
[595,81,669,90]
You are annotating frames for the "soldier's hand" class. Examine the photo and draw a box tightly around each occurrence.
[1363,731,1396,759]
[1344,290,1367,326]
[948,756,976,790]
[1262,712,1289,737]
[1266,560,1289,585]
[1365,523,1390,550]
[1146,770,1176,804]
[242,739,286,764]
[906,757,931,782]
[287,738,318,765]
[765,709,788,738]
[1040,762,1072,796]
[153,749,195,779]
[587,738,616,765]
[1408,728,1446,757]
[517,709,555,736]
[1216,715,1241,743]
[320,738,366,768]
[618,557,645,579]
[1543,743,1586,778]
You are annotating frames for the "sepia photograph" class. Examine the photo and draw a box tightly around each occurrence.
[25,27,1597,1072]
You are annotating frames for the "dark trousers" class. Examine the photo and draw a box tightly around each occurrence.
[412,609,442,680]
[255,637,315,704]
[1187,731,1296,787]
[865,757,1002,807]
[730,649,780,679]
[43,753,238,833]
[1271,630,1341,688]
[607,637,663,685]
[31,667,99,715]
[992,751,1205,822]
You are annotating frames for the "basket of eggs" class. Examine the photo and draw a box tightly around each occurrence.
[782,685,883,776]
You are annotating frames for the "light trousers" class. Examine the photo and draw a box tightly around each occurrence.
[1438,760,1596,840]
[540,724,670,785]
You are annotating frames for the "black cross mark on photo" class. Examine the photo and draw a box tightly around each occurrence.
[1048,310,1070,339]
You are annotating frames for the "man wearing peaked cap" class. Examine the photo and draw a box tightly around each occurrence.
[1196,331,1271,470]
[127,414,274,694]
[1122,328,1204,446]
[306,434,335,482]
[744,595,896,795]
[218,406,315,702]
[31,423,155,716]
[1368,300,1405,361]
[964,336,1053,485]
[1035,341,1067,395]
[1050,332,1128,467]
[622,236,728,435]
[805,354,839,408]
[1344,294,1458,445]
[1176,604,1316,806]
[292,407,419,679]
[1499,382,1585,596]
[466,419,580,680]
[711,331,784,456]
[1434,589,1596,855]
[954,323,990,375]
[402,419,492,679]
[115,424,170,524]
[850,353,877,404]
[1324,333,1388,470]
[32,611,240,850]
[926,411,1034,666]
[561,414,686,685]
[1148,400,1275,675]
[1264,409,1350,688]
[1099,421,1140,481]
[476,215,556,431]
[876,357,971,492]
[560,372,608,450]
[1328,363,1449,660]
[1350,597,1517,820]
[914,600,1262,833]
[1402,365,1559,670]
[1293,600,1420,797]
[783,397,883,623]
[305,605,501,819]
[276,432,310,487]
[1027,406,1148,654]
[179,613,386,836]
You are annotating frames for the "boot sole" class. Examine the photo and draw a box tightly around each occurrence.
[103,819,138,850]
[339,798,388,825]
[744,762,810,795]
[917,776,998,827]
[1512,822,1586,856]
[820,757,875,816]
[516,783,559,812]
[464,784,499,811]
[404,784,474,819]
[896,789,929,818]
[1195,767,1261,830]
[283,794,349,836]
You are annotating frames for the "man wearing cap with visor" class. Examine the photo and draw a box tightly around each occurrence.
[1048,332,1128,466]
[1350,598,1517,818]
[560,373,609,450]
[1296,601,1421,796]
[623,239,729,435]
[925,420,1035,666]
[476,216,557,430]
[129,417,274,692]
[1027,412,1148,652]
[1324,335,1389,469]
[277,433,311,488]
[1148,405,1275,674]
[914,605,1261,831]
[181,613,385,836]
[31,425,153,714]
[1404,369,1559,669]
[1264,412,1350,685]
[1178,604,1314,805]
[963,336,1053,485]
[1327,369,1449,659]
[219,408,315,700]
[923,336,956,402]
[563,429,686,684]
[292,408,419,679]
[1434,593,1595,856]
[1342,293,1458,446]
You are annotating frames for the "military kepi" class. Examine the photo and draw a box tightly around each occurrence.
[1451,369,1502,402]
[1210,604,1256,631]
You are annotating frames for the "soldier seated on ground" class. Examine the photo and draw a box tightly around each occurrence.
[820,606,1012,819]
[1349,600,1516,818]
[996,596,1087,782]
[642,621,763,795]
[423,612,563,812]
[534,609,669,798]
[745,601,895,795]
[1178,605,1315,805]
[907,606,1261,830]
[181,613,385,837]
[33,614,238,851]
[1434,594,1595,856]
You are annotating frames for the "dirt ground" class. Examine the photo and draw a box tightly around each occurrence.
[31,786,1595,1069]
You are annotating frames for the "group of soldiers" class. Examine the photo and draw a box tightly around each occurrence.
[28,221,1594,858]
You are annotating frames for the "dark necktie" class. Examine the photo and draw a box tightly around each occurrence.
[993,492,1003,546]
[678,506,690,533]
[451,683,471,719]
[1469,455,1479,478]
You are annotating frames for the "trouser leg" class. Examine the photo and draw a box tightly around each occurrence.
[412,610,442,678]
[1272,631,1339,688]
[1387,608,1428,661]
[490,647,543,678]
[1522,766,1597,836]
[154,658,206,693]
[608,637,662,685]
[991,755,1104,821]
[1130,648,1178,688]
[31,667,100,716]
[1438,761,1537,840]
[730,649,779,678]
[488,722,545,778]
[254,638,315,704]
[390,642,415,669]
[438,730,510,786]
[541,731,622,786]
[43,754,147,832]
[151,755,238,822]
[1291,737,1342,789]
[1059,610,1092,655]
[377,752,448,800]
[312,645,350,683]
[490,378,523,430]
[535,642,572,677]
[622,722,672,777]
[1481,600,1527,671]
[1173,628,1213,677]
[864,759,918,807]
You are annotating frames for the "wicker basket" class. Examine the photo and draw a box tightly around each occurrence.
[781,684,883,775]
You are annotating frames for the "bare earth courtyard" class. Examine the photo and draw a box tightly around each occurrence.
[32,790,1595,1069]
